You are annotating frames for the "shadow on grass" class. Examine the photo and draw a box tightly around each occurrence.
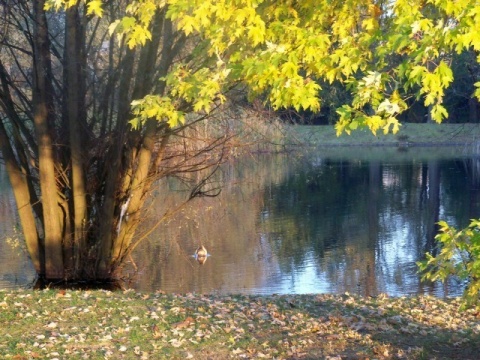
[269,294,480,359]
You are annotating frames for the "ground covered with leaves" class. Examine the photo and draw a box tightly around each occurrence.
[1,290,479,359]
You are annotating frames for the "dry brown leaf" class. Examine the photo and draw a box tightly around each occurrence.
[151,324,162,338]
[172,317,195,329]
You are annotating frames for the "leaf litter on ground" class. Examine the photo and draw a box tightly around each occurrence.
[1,289,479,359]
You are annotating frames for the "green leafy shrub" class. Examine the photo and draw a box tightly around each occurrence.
[418,220,480,310]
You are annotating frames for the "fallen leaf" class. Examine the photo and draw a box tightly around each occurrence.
[172,317,195,329]
[169,338,185,347]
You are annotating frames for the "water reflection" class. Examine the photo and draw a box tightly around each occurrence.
[1,147,480,297]
[258,152,480,297]
[0,166,36,289]
[127,147,480,297]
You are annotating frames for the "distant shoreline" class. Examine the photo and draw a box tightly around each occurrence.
[292,123,480,148]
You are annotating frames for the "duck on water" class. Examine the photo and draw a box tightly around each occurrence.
[194,245,208,265]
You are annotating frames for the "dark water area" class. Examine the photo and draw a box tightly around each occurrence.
[2,146,480,298]
[0,165,36,288]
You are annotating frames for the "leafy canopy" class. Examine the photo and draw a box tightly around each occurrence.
[45,0,480,134]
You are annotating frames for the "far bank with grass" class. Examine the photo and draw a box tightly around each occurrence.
[291,123,480,147]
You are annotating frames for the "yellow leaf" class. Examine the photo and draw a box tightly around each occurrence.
[86,0,103,17]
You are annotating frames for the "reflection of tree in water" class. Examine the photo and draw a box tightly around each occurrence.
[425,161,441,252]
[129,154,293,293]
[3,154,479,295]
[0,166,36,288]
[262,160,361,255]
[259,158,379,294]
[465,157,480,218]
[259,155,474,297]
[441,159,480,223]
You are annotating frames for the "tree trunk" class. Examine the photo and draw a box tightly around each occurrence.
[1,2,224,285]
[32,0,64,279]
[0,122,41,273]
[111,10,173,262]
[97,47,136,277]
[113,119,157,261]
[65,5,88,275]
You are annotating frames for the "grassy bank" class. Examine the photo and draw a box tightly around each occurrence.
[291,123,480,147]
[1,289,479,359]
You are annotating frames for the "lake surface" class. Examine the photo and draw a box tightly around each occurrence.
[2,146,480,298]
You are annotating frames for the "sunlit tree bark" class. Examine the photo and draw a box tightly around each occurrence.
[0,2,226,283]
[32,0,64,278]
[0,121,41,273]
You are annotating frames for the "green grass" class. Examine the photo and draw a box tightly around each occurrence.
[1,290,479,359]
[290,123,480,147]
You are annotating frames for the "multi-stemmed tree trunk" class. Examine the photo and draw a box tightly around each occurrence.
[0,1,216,283]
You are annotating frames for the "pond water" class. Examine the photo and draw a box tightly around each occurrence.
[0,165,36,288]
[1,145,480,298]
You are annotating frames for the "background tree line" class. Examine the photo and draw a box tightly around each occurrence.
[283,50,480,125]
